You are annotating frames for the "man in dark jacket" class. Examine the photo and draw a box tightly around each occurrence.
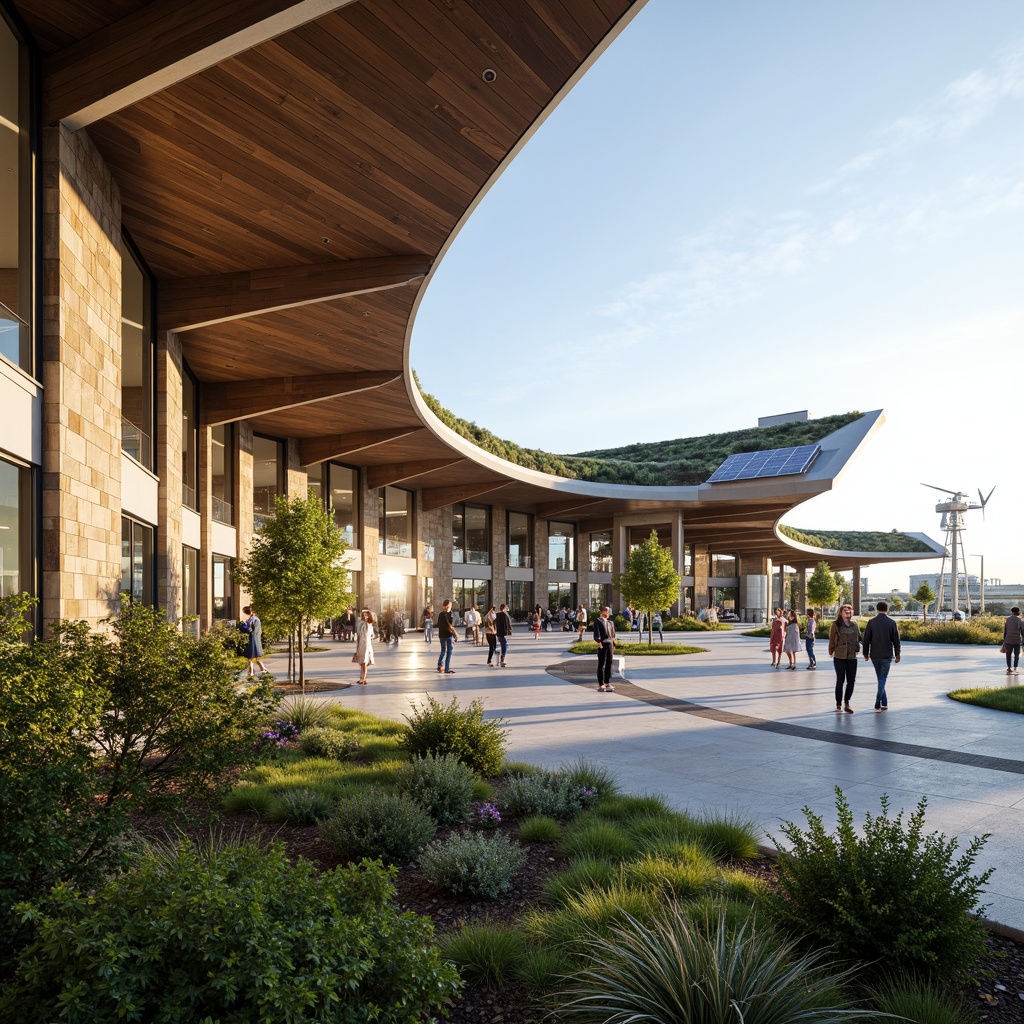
[494,603,513,667]
[436,599,457,674]
[862,600,901,712]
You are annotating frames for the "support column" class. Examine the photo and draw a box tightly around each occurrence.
[533,520,549,612]
[236,422,254,614]
[156,330,184,621]
[693,546,710,612]
[852,565,862,616]
[796,567,807,614]
[490,504,507,611]
[668,511,684,616]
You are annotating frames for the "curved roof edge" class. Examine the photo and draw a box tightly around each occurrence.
[775,528,946,565]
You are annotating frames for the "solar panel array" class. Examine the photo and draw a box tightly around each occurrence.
[707,444,821,484]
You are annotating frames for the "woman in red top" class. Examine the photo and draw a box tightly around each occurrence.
[769,608,785,669]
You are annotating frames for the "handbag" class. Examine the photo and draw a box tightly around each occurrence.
[1000,643,1008,654]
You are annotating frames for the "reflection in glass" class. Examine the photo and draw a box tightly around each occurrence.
[379,486,412,557]
[252,435,281,523]
[589,530,612,572]
[211,424,234,524]
[507,511,531,568]
[0,458,20,597]
[547,521,575,571]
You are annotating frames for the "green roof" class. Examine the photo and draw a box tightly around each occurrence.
[416,375,861,486]
[779,526,934,554]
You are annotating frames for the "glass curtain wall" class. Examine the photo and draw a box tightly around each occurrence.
[120,242,153,469]
[547,581,574,614]
[452,503,489,564]
[0,455,29,598]
[121,517,153,605]
[505,580,531,622]
[213,555,232,620]
[182,545,199,627]
[589,530,612,572]
[507,511,532,567]
[452,578,489,619]
[252,435,282,526]
[211,424,233,524]
[710,553,738,577]
[379,486,412,556]
[328,464,357,547]
[710,586,738,615]
[684,544,694,576]
[588,583,612,612]
[0,14,32,371]
[547,521,575,571]
[181,368,198,509]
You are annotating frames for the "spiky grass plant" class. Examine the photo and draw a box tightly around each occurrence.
[591,793,673,822]
[870,975,978,1024]
[440,923,526,990]
[618,853,719,901]
[270,787,334,825]
[516,946,575,998]
[560,757,619,799]
[557,818,637,862]
[524,883,658,953]
[542,857,617,906]
[554,905,871,1024]
[519,815,561,843]
[277,695,330,732]
[624,809,699,850]
[694,808,763,861]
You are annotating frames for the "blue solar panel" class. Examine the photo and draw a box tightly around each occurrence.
[707,444,821,483]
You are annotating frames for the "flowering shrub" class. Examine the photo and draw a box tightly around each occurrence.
[501,770,590,820]
[579,787,599,809]
[396,752,476,826]
[261,719,299,748]
[477,802,502,828]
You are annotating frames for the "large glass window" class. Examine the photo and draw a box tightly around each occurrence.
[684,544,694,576]
[213,554,232,620]
[710,552,738,578]
[379,572,411,622]
[211,423,234,525]
[710,586,738,615]
[378,486,412,557]
[253,435,282,527]
[589,530,612,572]
[505,580,532,622]
[0,15,31,372]
[121,517,153,606]
[547,581,575,614]
[120,241,153,470]
[181,367,198,509]
[547,521,575,571]
[0,456,29,598]
[307,462,359,547]
[507,511,532,568]
[453,578,489,621]
[182,545,199,620]
[588,582,612,612]
[452,503,489,564]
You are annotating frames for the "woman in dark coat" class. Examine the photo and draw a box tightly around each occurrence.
[239,605,268,678]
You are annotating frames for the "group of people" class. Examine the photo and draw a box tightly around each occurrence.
[431,600,515,674]
[768,603,900,713]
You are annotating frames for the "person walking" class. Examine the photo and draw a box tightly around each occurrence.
[1003,607,1023,675]
[594,605,617,691]
[353,608,375,684]
[239,605,269,678]
[652,610,664,643]
[422,604,434,645]
[484,605,498,667]
[783,609,800,669]
[862,600,901,711]
[804,608,818,670]
[392,608,404,646]
[436,599,457,674]
[530,605,542,639]
[769,608,785,668]
[495,603,513,667]
[464,605,480,645]
[828,603,860,713]
[576,604,588,645]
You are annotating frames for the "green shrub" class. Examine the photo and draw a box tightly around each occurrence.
[502,770,590,820]
[222,782,277,816]
[271,786,334,825]
[693,809,763,861]
[0,598,275,970]
[502,760,543,776]
[401,695,507,776]
[560,757,619,798]
[770,787,992,983]
[396,752,476,826]
[472,777,496,800]
[419,830,526,899]
[558,818,637,861]
[591,793,673,822]
[619,853,718,901]
[663,615,731,631]
[519,815,561,843]
[624,809,699,850]
[870,975,977,1024]
[949,685,1024,714]
[554,905,868,1024]
[0,839,461,1024]
[320,787,436,865]
[524,883,658,953]
[299,725,360,759]
[542,857,617,905]
[898,619,1000,645]
[278,694,331,732]
[440,923,526,990]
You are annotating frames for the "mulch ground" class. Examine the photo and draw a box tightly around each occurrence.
[134,800,1024,1024]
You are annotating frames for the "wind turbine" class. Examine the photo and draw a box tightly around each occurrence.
[921,484,995,618]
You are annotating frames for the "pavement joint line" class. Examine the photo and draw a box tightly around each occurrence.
[552,670,1024,777]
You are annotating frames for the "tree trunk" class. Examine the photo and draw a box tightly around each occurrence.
[298,615,306,691]
[287,632,295,683]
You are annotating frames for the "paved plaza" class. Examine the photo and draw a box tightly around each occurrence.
[286,627,1024,934]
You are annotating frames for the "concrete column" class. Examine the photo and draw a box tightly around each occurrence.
[796,567,807,613]
[198,421,214,630]
[693,546,710,611]
[360,482,381,610]
[41,125,122,627]
[533,519,549,610]
[669,511,684,615]
[852,566,862,615]
[575,522,589,610]
[417,493,446,615]
[236,422,254,612]
[285,439,307,498]
[611,519,627,609]
[490,504,507,610]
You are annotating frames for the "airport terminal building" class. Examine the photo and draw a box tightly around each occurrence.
[0,1,942,630]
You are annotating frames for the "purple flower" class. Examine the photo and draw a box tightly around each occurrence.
[478,802,502,827]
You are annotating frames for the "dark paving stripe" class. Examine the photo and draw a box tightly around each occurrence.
[556,670,1024,776]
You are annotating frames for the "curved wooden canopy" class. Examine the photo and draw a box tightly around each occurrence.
[17,0,936,568]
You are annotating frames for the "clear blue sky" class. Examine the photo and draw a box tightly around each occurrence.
[411,0,1024,594]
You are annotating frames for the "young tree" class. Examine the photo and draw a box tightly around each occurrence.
[806,561,839,618]
[833,571,853,606]
[612,531,681,645]
[914,581,937,623]
[236,493,353,687]
[889,594,904,612]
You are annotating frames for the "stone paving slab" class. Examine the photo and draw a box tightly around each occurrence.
[282,627,1024,932]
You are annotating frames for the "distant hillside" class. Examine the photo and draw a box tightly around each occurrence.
[415,375,862,486]
[780,526,934,554]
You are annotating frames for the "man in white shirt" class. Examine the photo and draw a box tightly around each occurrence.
[464,606,481,645]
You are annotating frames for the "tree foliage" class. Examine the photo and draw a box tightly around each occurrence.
[236,492,352,685]
[914,582,937,623]
[806,561,839,616]
[613,532,682,645]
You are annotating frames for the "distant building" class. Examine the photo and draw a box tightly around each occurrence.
[758,411,810,428]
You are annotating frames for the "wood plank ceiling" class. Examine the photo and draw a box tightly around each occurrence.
[15,0,877,566]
